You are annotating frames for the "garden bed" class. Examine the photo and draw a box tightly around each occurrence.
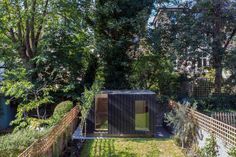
[80,138,185,157]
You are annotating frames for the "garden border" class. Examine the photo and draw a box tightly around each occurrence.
[18,106,79,157]
[169,100,236,148]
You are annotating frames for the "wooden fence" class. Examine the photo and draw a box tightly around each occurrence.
[189,109,236,147]
[169,100,236,147]
[18,106,79,157]
[211,112,236,127]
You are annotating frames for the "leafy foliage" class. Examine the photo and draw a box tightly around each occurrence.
[188,96,236,112]
[155,0,236,93]
[0,0,94,130]
[0,128,49,157]
[130,39,180,95]
[0,67,54,131]
[165,102,199,148]
[228,147,236,157]
[49,101,73,125]
[88,0,155,89]
[0,100,74,157]
[80,81,103,136]
[198,135,219,157]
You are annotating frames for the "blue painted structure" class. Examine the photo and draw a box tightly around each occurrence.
[0,96,16,130]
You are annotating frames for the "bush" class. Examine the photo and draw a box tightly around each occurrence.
[228,147,236,157]
[27,118,49,129]
[188,95,236,112]
[49,101,73,125]
[165,102,199,149]
[0,101,74,157]
[0,128,49,157]
[198,135,219,157]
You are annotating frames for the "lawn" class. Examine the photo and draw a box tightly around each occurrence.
[80,138,185,157]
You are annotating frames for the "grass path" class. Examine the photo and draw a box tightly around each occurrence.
[80,138,185,157]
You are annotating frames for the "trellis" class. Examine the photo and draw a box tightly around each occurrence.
[18,106,79,157]
[169,100,236,147]
[189,109,236,147]
[211,112,236,127]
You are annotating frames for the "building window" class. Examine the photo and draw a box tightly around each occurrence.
[135,100,149,131]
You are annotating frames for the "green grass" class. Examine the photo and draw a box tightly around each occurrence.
[80,138,185,157]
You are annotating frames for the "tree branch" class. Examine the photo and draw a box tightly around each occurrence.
[30,0,37,55]
[35,0,49,46]
[24,0,33,58]
[9,28,17,42]
[223,28,236,51]
[15,0,23,44]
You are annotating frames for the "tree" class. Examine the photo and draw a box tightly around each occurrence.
[0,1,95,128]
[154,0,236,93]
[84,0,155,89]
[130,39,179,95]
[0,0,50,72]
[0,67,53,130]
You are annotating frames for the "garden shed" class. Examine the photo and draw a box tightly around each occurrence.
[87,90,159,136]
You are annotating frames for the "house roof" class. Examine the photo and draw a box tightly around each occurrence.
[101,90,156,95]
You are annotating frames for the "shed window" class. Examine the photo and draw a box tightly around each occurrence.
[135,100,149,131]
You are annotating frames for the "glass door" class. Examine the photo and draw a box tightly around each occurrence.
[95,94,108,130]
[135,100,149,131]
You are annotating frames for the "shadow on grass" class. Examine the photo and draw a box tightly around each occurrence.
[80,139,136,157]
[126,137,171,143]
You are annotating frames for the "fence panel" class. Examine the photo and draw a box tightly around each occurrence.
[18,106,79,157]
[168,100,236,147]
[188,109,236,147]
[211,112,236,127]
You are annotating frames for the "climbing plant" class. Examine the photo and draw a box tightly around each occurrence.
[79,81,103,136]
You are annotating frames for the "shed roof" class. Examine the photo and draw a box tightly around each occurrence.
[101,90,155,95]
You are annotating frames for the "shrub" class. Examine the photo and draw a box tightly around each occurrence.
[165,102,199,149]
[27,118,49,129]
[228,147,236,157]
[0,101,74,157]
[0,128,49,157]
[188,95,236,112]
[49,101,73,125]
[198,135,219,157]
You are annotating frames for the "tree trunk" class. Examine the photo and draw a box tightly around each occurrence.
[37,106,40,119]
[211,1,224,94]
[214,65,222,94]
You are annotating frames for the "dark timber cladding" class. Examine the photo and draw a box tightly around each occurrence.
[94,90,158,136]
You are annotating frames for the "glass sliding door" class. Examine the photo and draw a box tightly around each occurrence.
[135,100,149,131]
[95,94,108,130]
